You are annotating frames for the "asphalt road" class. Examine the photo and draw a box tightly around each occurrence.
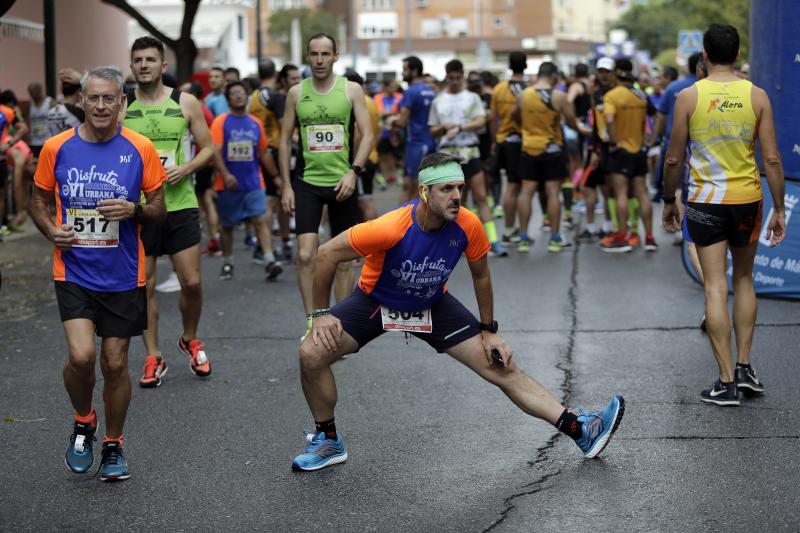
[1,189,798,532]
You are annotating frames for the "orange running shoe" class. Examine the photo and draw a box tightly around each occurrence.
[627,233,641,248]
[178,337,211,377]
[139,355,167,388]
[599,233,617,248]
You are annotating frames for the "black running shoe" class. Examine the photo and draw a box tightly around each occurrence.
[265,260,283,281]
[699,313,707,333]
[700,380,739,406]
[735,365,764,395]
[219,263,233,281]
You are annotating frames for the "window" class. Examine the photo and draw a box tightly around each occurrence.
[237,14,244,41]
[447,17,469,37]
[358,12,398,39]
[416,0,430,7]
[269,0,305,8]
[361,0,394,8]
[421,18,441,38]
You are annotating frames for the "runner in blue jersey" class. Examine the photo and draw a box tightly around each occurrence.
[391,55,437,203]
[29,66,167,482]
[289,151,626,471]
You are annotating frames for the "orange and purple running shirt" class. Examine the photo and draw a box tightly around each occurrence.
[34,126,166,292]
[348,201,490,312]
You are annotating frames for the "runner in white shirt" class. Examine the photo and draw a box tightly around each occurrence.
[27,82,55,159]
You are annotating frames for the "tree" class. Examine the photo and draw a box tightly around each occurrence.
[101,0,201,82]
[613,0,750,60]
[267,8,339,61]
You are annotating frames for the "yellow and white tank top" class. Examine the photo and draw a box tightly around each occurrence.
[687,79,761,205]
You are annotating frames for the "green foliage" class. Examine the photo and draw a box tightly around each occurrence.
[654,48,678,68]
[613,0,750,59]
[267,8,339,60]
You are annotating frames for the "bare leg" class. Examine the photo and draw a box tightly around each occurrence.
[584,186,597,226]
[545,180,561,235]
[298,332,359,421]
[203,189,219,240]
[142,256,159,355]
[62,319,97,417]
[297,233,320,315]
[334,261,355,303]
[11,150,28,226]
[631,176,653,235]
[253,214,273,259]
[171,244,202,340]
[220,226,234,257]
[446,335,565,424]
[503,181,520,233]
[469,171,493,223]
[517,181,536,235]
[696,240,734,382]
[611,173,629,234]
[99,337,132,439]
[730,241,759,365]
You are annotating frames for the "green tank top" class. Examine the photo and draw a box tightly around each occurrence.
[124,88,197,211]
[295,77,354,187]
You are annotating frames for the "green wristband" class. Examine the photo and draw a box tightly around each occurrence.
[311,308,330,319]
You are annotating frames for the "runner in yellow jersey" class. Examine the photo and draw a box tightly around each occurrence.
[600,58,658,253]
[490,52,527,246]
[663,24,786,406]
[513,61,577,253]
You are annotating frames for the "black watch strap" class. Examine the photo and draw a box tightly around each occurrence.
[663,196,677,204]
[133,203,144,221]
[351,164,363,176]
[480,320,498,333]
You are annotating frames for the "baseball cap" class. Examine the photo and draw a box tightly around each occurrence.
[597,57,615,71]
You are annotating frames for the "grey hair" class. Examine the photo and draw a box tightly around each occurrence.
[80,66,125,94]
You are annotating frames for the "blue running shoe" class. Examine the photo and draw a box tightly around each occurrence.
[574,395,625,458]
[244,234,258,249]
[65,420,97,474]
[291,430,348,471]
[99,441,130,481]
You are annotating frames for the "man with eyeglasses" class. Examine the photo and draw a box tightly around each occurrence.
[29,66,167,481]
[123,36,216,389]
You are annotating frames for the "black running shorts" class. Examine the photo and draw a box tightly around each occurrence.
[55,281,147,338]
[461,158,483,179]
[607,149,648,179]
[194,166,214,195]
[518,151,568,182]
[331,288,481,353]
[140,208,201,257]
[684,201,762,248]
[497,141,522,184]
[293,178,362,237]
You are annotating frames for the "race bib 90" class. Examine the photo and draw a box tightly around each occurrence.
[381,307,432,333]
[157,149,175,169]
[307,124,344,152]
[227,140,254,162]
[66,208,119,248]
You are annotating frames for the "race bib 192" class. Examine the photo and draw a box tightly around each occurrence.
[380,307,432,333]
[227,140,254,162]
[307,124,344,153]
[66,208,119,248]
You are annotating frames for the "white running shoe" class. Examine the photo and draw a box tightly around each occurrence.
[155,271,181,293]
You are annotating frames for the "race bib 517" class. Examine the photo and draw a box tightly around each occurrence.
[66,208,119,248]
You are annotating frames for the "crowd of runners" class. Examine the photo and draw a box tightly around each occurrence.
[2,22,785,480]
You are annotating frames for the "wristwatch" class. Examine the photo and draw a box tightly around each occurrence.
[480,320,498,333]
[133,203,144,221]
[662,196,677,205]
[350,164,363,177]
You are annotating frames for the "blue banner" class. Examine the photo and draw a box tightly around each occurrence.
[682,177,800,300]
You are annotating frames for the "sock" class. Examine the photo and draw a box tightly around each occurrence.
[561,181,573,213]
[103,436,123,445]
[483,220,499,244]
[519,231,529,241]
[586,222,597,232]
[306,314,312,329]
[607,199,618,232]
[74,409,97,426]
[315,419,337,440]
[283,237,290,244]
[602,220,613,233]
[629,198,640,233]
[264,251,276,263]
[736,362,751,369]
[504,227,516,238]
[550,231,561,242]
[223,255,233,264]
[555,409,582,441]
